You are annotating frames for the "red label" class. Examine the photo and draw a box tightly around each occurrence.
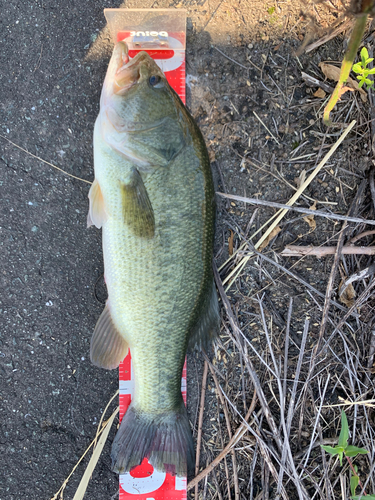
[116,31,186,104]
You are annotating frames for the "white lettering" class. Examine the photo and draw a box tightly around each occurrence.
[129,31,169,38]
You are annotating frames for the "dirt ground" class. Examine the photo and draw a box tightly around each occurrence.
[1,1,375,499]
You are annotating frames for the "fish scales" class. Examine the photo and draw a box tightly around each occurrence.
[104,151,211,409]
[88,42,219,476]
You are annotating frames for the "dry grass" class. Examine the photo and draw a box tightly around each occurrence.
[189,15,375,497]
[192,264,375,499]
[189,52,375,499]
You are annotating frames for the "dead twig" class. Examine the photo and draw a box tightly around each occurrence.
[348,229,375,244]
[368,329,375,369]
[213,262,284,451]
[51,404,119,500]
[211,45,249,70]
[339,263,375,297]
[195,361,209,499]
[369,166,375,213]
[257,296,310,500]
[323,277,375,354]
[187,391,257,491]
[0,134,92,185]
[208,363,240,500]
[253,249,358,317]
[253,111,280,145]
[220,388,290,500]
[280,245,375,257]
[301,71,336,94]
[305,19,353,53]
[216,192,375,226]
[299,180,367,440]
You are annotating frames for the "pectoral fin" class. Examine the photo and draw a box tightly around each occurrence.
[91,304,129,370]
[122,168,155,238]
[87,179,108,229]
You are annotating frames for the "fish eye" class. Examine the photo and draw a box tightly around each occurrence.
[149,75,163,88]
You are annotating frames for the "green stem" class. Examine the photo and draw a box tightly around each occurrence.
[323,13,368,126]
[346,456,367,496]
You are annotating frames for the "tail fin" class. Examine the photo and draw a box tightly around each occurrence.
[111,401,194,477]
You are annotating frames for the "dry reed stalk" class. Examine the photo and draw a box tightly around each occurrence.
[195,361,209,499]
[208,363,240,500]
[281,245,375,257]
[51,404,119,500]
[217,193,374,226]
[187,392,257,491]
[73,408,118,500]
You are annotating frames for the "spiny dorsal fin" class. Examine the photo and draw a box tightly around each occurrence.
[122,168,155,238]
[90,304,128,370]
[87,178,108,229]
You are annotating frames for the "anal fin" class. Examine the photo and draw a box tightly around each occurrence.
[122,168,155,238]
[91,304,128,370]
[188,280,220,351]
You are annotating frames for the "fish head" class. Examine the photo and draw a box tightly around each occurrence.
[101,41,180,130]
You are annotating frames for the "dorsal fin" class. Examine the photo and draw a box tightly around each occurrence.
[188,281,220,351]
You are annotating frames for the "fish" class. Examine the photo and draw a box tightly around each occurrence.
[87,41,219,477]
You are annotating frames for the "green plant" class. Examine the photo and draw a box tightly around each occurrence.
[323,12,368,125]
[321,410,371,498]
[352,47,375,89]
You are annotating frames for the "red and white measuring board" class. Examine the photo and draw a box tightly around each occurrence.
[117,30,187,500]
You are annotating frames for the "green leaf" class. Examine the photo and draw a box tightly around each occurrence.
[361,47,369,65]
[321,445,339,455]
[350,473,359,497]
[345,445,368,457]
[358,80,365,88]
[352,64,363,74]
[338,411,349,449]
[366,58,374,64]
[353,496,375,500]
[267,6,275,14]
[367,68,375,74]
[365,78,372,85]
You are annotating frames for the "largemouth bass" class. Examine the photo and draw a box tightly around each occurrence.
[88,41,219,476]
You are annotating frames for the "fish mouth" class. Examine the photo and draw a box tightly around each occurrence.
[113,46,154,96]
